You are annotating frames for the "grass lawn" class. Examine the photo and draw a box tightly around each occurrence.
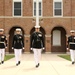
[4,55,15,61]
[58,54,71,61]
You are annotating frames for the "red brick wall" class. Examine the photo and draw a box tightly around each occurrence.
[5,0,12,16]
[43,0,53,16]
[23,0,33,16]
[0,0,4,16]
[63,0,71,16]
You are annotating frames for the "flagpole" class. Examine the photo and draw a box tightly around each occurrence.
[36,0,39,27]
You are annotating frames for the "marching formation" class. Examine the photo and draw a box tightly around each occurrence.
[0,26,44,68]
[0,27,75,67]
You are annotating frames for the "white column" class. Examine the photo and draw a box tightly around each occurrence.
[36,0,40,26]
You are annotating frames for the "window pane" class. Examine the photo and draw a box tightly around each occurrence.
[55,2,61,9]
[34,2,36,9]
[14,2,21,8]
[53,30,61,46]
[39,2,41,9]
[34,10,36,16]
[39,10,41,16]
[39,2,41,16]
[14,9,21,16]
[55,9,61,15]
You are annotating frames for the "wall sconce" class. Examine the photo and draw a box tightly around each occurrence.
[39,18,43,23]
[32,18,43,23]
[32,18,36,23]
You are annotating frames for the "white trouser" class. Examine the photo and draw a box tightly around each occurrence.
[0,49,5,62]
[70,49,75,62]
[14,49,22,64]
[33,48,42,65]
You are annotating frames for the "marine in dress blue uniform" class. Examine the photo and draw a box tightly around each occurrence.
[67,30,75,64]
[12,28,24,66]
[31,26,44,68]
[0,29,7,64]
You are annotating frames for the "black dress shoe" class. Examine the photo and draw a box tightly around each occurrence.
[16,63,18,66]
[2,61,4,64]
[36,65,38,68]
[36,63,40,68]
[72,62,74,64]
[18,61,20,65]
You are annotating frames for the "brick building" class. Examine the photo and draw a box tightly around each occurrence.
[0,0,75,53]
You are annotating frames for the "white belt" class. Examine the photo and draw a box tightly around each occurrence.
[69,42,75,44]
[0,42,4,43]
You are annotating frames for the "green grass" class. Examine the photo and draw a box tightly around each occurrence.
[58,55,71,61]
[4,55,15,61]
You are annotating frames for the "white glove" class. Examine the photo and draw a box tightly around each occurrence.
[5,47,7,48]
[12,47,14,49]
[42,47,45,50]
[67,48,69,50]
[22,47,24,49]
[31,48,33,50]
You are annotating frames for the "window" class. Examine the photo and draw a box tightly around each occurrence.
[53,0,63,17]
[33,1,42,16]
[13,0,22,16]
[53,30,61,46]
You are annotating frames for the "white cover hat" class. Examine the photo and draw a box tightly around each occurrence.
[70,30,75,33]
[16,28,21,31]
[0,29,4,31]
[35,26,40,28]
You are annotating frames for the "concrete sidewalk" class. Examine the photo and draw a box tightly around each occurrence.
[0,53,75,75]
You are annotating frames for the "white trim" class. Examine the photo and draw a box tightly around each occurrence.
[33,1,35,17]
[13,0,22,2]
[53,0,63,17]
[54,0,62,2]
[13,0,23,17]
[12,1,14,16]
[34,0,42,1]
[62,0,63,17]
[45,35,51,37]
[1,16,75,18]
[41,0,43,17]
[24,35,30,37]
[21,0,23,17]
[69,42,75,44]
[42,0,43,17]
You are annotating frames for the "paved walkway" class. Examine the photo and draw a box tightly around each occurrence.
[0,53,75,75]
